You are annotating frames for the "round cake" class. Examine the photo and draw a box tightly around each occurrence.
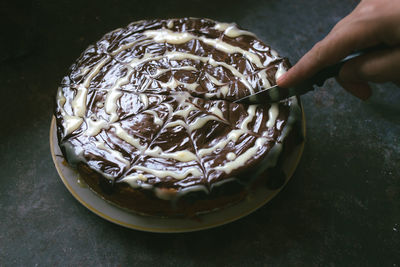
[55,18,303,217]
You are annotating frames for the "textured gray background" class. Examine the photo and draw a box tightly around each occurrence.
[0,0,399,266]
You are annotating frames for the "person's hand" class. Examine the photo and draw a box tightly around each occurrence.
[277,0,400,100]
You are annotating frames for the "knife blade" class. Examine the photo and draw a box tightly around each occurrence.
[234,44,387,105]
[233,84,313,105]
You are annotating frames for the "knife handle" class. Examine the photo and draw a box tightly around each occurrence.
[311,44,388,87]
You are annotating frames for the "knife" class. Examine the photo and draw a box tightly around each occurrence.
[234,45,386,104]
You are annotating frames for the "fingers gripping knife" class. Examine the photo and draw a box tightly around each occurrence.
[234,45,386,105]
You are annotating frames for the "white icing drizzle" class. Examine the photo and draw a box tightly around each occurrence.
[131,165,202,179]
[219,85,229,97]
[83,57,111,88]
[176,65,198,72]
[209,106,224,119]
[150,68,169,77]
[63,115,83,136]
[173,102,197,118]
[122,50,255,94]
[240,105,257,131]
[143,110,163,125]
[226,152,236,161]
[164,119,186,129]
[266,103,279,128]
[166,52,252,91]
[86,117,109,136]
[105,90,123,123]
[110,38,152,56]
[207,57,255,94]
[78,67,91,79]
[270,49,279,58]
[182,81,200,92]
[188,114,222,131]
[215,137,267,174]
[129,52,160,68]
[71,85,88,118]
[139,76,153,92]
[195,102,267,158]
[139,93,149,109]
[201,37,262,67]
[213,22,256,38]
[164,102,174,117]
[144,28,263,67]
[112,123,147,152]
[145,28,258,68]
[105,68,134,123]
[275,62,286,80]
[120,173,147,188]
[198,129,244,157]
[144,29,193,44]
[145,146,198,162]
[258,69,271,88]
[57,87,66,108]
[94,141,131,168]
[205,73,225,86]
[57,87,81,135]
[174,91,191,104]
[158,77,199,92]
[213,22,232,31]
[167,20,174,29]
[223,25,256,38]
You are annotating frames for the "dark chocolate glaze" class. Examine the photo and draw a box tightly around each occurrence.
[55,18,299,194]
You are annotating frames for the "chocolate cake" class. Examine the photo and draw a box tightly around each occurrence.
[55,18,303,217]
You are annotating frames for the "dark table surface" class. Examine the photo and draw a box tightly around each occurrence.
[1,0,399,265]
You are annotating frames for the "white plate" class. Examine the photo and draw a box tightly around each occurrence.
[50,114,305,233]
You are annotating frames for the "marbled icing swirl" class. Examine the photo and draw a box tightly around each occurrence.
[55,18,300,198]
